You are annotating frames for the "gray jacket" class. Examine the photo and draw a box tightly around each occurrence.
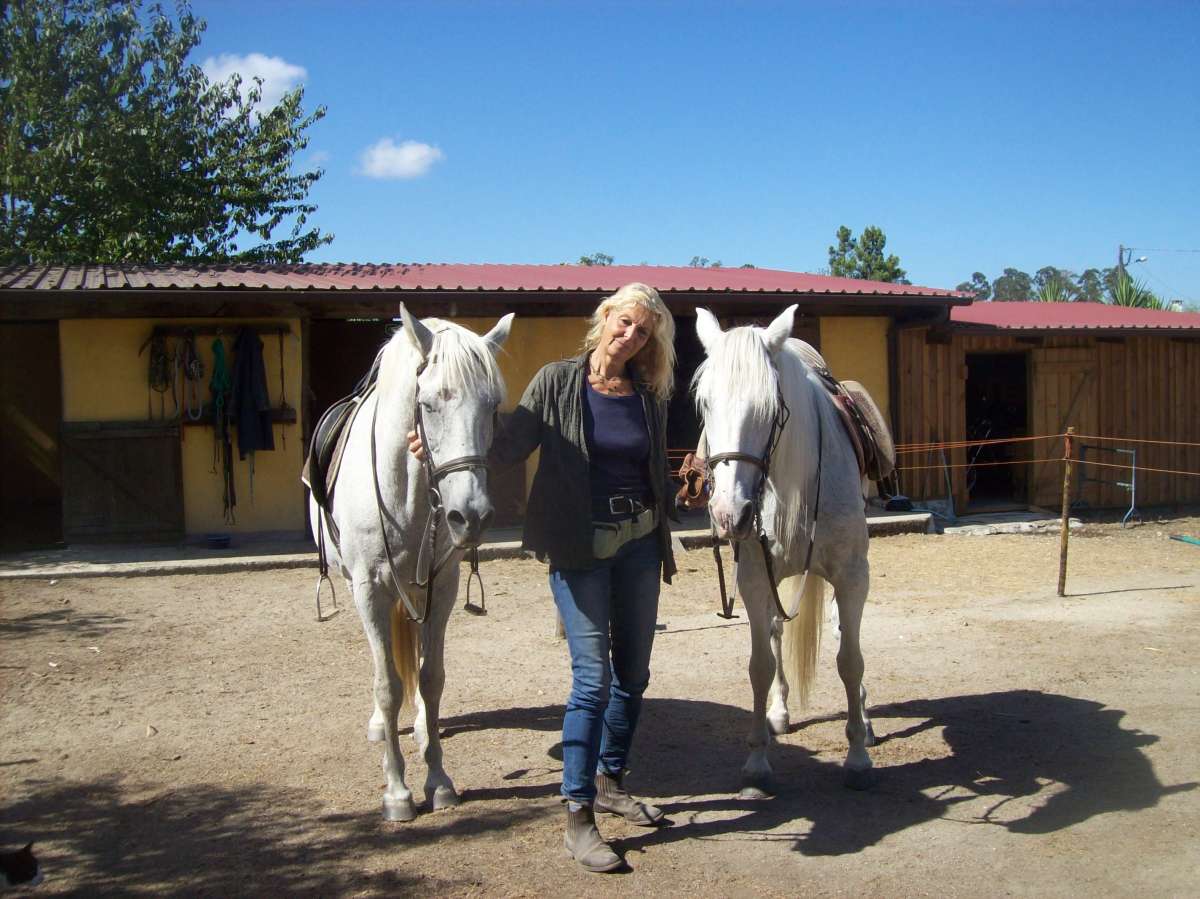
[492,353,677,583]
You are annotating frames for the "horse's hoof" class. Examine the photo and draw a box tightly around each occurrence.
[843,767,877,791]
[382,796,418,822]
[738,778,775,800]
[430,786,461,811]
[367,722,385,742]
[768,714,790,736]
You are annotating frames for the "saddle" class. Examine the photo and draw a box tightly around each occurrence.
[301,351,384,517]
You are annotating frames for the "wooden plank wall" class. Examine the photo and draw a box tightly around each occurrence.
[896,329,1200,512]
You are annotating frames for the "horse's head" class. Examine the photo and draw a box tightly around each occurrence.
[693,304,796,541]
[400,304,514,547]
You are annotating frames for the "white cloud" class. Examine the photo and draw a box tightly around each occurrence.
[357,139,444,179]
[201,52,307,110]
[307,150,331,166]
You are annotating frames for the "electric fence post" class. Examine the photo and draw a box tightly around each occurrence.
[1057,427,1075,597]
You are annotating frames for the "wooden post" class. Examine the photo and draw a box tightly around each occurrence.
[1057,427,1075,596]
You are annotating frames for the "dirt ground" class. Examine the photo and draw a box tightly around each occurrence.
[2,518,1199,897]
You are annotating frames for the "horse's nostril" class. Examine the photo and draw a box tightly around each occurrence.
[734,502,754,533]
[447,510,467,529]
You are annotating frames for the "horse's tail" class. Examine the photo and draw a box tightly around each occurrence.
[780,572,826,707]
[390,601,420,709]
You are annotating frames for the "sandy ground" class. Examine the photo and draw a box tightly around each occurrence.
[2,519,1199,897]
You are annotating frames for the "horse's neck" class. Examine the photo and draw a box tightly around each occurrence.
[370,353,421,497]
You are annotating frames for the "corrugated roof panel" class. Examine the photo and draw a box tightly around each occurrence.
[0,262,969,299]
[951,301,1200,330]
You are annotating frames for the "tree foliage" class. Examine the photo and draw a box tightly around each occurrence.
[689,256,722,268]
[955,271,991,301]
[827,225,908,283]
[578,252,613,266]
[1,0,331,265]
[990,268,1034,301]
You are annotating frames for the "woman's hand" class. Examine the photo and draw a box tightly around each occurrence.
[406,430,426,461]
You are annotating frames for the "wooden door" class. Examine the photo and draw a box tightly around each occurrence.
[61,422,184,543]
[1029,348,1098,508]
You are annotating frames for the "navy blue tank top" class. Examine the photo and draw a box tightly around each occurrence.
[583,383,651,518]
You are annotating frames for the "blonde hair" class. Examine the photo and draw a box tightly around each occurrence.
[582,282,676,401]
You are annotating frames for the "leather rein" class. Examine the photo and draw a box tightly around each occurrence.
[371,356,489,623]
[709,383,823,622]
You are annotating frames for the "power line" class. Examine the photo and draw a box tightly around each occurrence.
[1127,247,1200,254]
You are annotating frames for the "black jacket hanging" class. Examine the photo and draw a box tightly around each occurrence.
[230,327,276,459]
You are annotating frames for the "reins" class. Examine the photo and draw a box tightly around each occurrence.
[709,380,824,622]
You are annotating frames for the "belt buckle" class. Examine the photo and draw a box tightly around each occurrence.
[608,495,638,516]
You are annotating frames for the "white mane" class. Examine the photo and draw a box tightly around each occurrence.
[378,318,505,403]
[691,326,780,423]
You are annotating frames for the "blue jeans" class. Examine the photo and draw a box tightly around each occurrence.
[549,531,662,804]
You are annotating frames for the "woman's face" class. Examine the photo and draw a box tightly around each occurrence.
[598,303,655,368]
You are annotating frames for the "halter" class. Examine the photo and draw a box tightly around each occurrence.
[708,379,823,622]
[372,351,491,623]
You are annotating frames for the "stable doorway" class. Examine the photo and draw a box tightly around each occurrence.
[964,351,1029,510]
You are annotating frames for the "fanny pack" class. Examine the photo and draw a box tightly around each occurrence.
[592,507,658,560]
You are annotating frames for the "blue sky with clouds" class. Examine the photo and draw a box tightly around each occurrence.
[191,0,1199,299]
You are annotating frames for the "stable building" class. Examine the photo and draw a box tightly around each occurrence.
[896,301,1200,515]
[0,263,966,547]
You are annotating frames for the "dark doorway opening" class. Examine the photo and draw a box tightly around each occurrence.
[667,317,704,458]
[964,351,1029,510]
[1,322,64,548]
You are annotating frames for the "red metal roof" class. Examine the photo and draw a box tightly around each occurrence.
[951,301,1200,332]
[0,263,967,299]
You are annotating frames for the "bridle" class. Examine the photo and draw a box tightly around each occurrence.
[708,380,823,622]
[371,353,491,622]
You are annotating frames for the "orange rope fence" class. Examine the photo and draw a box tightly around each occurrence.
[1072,434,1200,449]
[896,457,1065,472]
[1070,458,1200,478]
[895,433,1063,454]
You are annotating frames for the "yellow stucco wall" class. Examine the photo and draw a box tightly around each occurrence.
[60,318,304,535]
[454,316,585,499]
[819,316,891,421]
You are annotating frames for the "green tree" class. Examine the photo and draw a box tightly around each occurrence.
[689,256,722,268]
[991,268,1033,301]
[578,252,613,266]
[827,225,908,283]
[1108,272,1166,309]
[955,271,991,301]
[1034,266,1076,302]
[1,0,330,265]
[1075,268,1106,303]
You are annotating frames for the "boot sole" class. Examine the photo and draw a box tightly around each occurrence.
[562,847,623,873]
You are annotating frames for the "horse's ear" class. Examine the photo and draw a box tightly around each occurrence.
[695,307,723,351]
[483,312,514,353]
[399,303,435,360]
[763,304,797,355]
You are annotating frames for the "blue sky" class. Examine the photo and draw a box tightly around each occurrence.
[192,0,1199,299]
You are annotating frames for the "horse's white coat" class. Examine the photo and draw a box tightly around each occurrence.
[694,305,875,793]
[309,305,513,819]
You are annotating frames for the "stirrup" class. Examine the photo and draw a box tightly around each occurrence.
[462,547,487,616]
[315,573,339,622]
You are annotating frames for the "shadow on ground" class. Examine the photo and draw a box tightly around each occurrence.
[0,773,549,896]
[619,689,1197,856]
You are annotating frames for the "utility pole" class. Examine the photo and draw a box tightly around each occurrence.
[1117,244,1126,281]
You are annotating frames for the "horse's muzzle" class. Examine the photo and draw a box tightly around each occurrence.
[446,506,494,547]
[712,498,755,541]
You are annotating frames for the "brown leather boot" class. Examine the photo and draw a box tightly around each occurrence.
[564,803,622,873]
[594,770,664,826]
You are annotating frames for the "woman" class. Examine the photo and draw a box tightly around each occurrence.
[409,283,677,873]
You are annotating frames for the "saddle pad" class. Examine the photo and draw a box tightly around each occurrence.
[838,380,895,481]
[302,385,373,513]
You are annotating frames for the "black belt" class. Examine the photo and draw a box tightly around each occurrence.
[593,494,651,518]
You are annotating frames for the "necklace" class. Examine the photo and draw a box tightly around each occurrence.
[588,359,632,396]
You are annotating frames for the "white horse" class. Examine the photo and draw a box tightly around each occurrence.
[309,305,513,821]
[693,304,876,796]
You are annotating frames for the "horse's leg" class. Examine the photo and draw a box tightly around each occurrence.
[353,579,418,821]
[412,574,460,810]
[832,563,876,790]
[766,615,790,736]
[737,552,778,799]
